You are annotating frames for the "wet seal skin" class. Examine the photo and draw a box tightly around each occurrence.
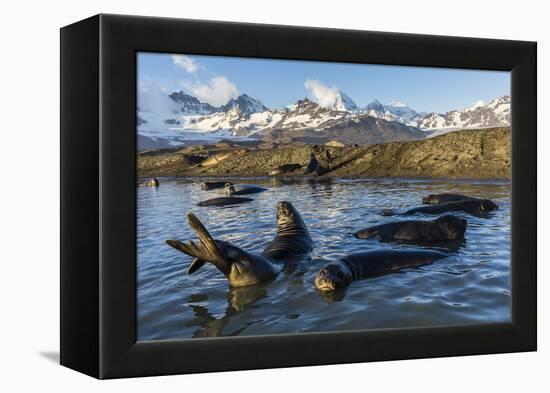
[354,215,467,242]
[142,178,160,187]
[196,197,253,207]
[166,201,313,287]
[224,183,267,196]
[201,181,232,191]
[314,249,448,292]
[402,199,498,217]
[422,193,479,205]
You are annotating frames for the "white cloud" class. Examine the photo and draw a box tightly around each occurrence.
[304,79,340,109]
[184,76,239,106]
[138,84,178,113]
[170,54,198,74]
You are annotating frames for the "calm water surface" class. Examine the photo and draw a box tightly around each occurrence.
[137,178,511,340]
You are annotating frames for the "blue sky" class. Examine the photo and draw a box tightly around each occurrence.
[137,52,509,113]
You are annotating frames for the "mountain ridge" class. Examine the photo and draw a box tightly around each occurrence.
[137,89,510,149]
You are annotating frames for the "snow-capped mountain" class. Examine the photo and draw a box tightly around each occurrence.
[137,88,511,149]
[416,96,510,130]
[169,91,218,115]
[363,100,424,126]
[176,97,347,137]
[220,93,268,114]
[331,91,359,112]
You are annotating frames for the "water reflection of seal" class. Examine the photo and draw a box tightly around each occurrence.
[196,197,253,207]
[403,199,498,216]
[422,193,478,205]
[166,201,312,287]
[314,249,448,292]
[354,215,467,241]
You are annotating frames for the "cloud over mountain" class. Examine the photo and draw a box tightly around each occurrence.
[304,79,342,109]
[183,76,239,107]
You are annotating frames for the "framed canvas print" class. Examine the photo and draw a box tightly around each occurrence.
[60,14,536,379]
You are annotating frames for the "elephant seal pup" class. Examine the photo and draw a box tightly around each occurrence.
[166,202,313,287]
[354,215,467,242]
[422,193,478,205]
[261,201,313,263]
[314,249,449,292]
[268,163,301,176]
[224,183,267,196]
[143,178,159,187]
[197,197,253,207]
[201,181,232,191]
[403,199,498,216]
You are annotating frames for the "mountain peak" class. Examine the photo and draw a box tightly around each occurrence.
[387,101,408,108]
[464,100,486,112]
[221,94,268,114]
[366,99,385,112]
[335,91,359,112]
[169,91,200,104]
[168,91,217,115]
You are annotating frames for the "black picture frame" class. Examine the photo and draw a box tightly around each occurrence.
[60,14,536,379]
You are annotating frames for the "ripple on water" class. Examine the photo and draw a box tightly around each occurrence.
[137,178,511,340]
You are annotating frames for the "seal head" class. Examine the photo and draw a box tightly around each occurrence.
[276,201,309,235]
[314,262,352,292]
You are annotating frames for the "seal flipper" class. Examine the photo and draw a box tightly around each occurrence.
[165,213,231,276]
[188,258,206,275]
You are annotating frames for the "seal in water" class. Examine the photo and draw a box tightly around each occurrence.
[143,178,159,187]
[354,215,467,242]
[403,199,498,216]
[224,183,267,196]
[201,181,232,191]
[197,197,253,207]
[422,193,478,205]
[268,163,301,176]
[314,249,448,292]
[166,201,313,287]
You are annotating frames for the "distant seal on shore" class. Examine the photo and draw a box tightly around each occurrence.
[201,181,232,191]
[268,163,302,176]
[143,178,159,187]
[403,199,498,216]
[304,153,320,174]
[224,184,267,196]
[422,193,478,205]
[304,153,328,176]
[354,215,467,242]
[314,249,449,292]
[166,201,313,287]
[197,197,253,207]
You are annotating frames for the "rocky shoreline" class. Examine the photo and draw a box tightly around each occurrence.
[137,127,510,179]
